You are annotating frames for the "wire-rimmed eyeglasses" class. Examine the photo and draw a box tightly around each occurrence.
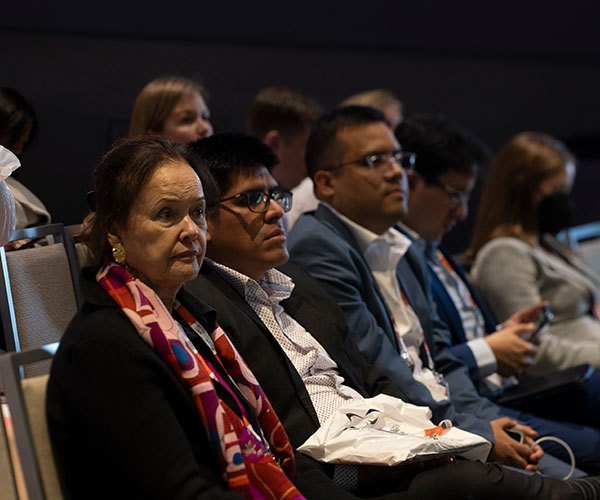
[332,150,416,172]
[427,180,471,206]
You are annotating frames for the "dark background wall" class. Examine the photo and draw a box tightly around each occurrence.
[3,1,600,251]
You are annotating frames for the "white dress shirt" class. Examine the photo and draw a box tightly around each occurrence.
[327,207,449,402]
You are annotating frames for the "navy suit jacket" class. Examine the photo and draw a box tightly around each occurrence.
[288,205,505,443]
[428,246,499,388]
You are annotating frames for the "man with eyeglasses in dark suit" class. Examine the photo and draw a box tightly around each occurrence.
[184,131,600,498]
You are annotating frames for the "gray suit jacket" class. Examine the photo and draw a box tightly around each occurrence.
[288,205,505,443]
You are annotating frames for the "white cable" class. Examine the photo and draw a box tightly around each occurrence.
[535,436,577,480]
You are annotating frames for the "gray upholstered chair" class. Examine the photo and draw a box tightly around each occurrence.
[0,223,82,375]
[66,222,95,269]
[0,344,62,500]
[0,396,18,500]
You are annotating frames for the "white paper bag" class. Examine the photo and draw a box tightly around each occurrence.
[0,146,18,244]
[0,146,20,181]
[298,394,491,465]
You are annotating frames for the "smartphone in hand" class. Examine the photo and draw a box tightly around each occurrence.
[529,305,553,342]
[506,427,525,444]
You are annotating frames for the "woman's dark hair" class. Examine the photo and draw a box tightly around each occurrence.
[82,136,215,263]
[0,87,37,153]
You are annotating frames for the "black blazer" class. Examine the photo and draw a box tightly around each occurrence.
[47,269,242,499]
[47,269,354,500]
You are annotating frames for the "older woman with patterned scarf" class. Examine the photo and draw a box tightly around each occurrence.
[46,137,305,499]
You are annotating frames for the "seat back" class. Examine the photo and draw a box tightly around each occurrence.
[22,375,62,500]
[0,224,82,375]
[0,399,18,500]
[74,241,94,269]
[66,224,96,269]
[0,344,62,500]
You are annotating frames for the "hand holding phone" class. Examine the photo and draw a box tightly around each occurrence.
[506,427,525,444]
[529,305,553,342]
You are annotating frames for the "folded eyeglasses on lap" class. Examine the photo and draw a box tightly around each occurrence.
[220,189,293,213]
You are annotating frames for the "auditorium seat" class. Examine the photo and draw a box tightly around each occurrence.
[0,344,62,500]
[0,223,82,375]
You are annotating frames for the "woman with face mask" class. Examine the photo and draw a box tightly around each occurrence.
[469,132,600,375]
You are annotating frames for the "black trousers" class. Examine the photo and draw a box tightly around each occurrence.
[353,460,599,500]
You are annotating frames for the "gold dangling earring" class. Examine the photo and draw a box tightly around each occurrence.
[112,242,126,265]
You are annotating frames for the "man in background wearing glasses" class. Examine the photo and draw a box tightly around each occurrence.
[287,106,600,477]
[397,113,539,392]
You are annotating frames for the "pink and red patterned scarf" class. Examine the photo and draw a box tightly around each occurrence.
[97,262,303,499]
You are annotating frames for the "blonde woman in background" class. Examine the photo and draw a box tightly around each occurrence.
[129,76,213,143]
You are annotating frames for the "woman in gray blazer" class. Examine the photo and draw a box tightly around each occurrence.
[469,132,600,375]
